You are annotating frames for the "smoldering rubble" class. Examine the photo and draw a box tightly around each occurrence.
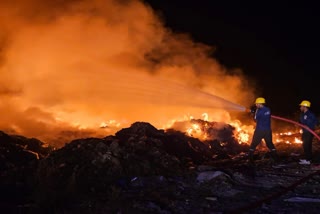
[1,121,320,213]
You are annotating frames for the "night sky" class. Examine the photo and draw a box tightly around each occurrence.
[144,1,320,117]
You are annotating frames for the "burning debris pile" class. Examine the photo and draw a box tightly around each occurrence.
[1,121,320,213]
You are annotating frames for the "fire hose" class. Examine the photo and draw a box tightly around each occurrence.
[271,115,320,141]
[227,169,320,213]
[245,108,320,141]
[227,112,320,213]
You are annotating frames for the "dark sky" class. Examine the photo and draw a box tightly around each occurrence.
[144,1,320,117]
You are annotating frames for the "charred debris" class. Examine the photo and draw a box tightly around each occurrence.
[1,121,320,213]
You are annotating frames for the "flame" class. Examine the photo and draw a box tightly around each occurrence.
[275,131,302,144]
[100,120,121,129]
[171,112,304,148]
[168,112,253,144]
[228,120,252,144]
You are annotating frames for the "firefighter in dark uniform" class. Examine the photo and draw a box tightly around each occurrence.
[248,97,278,163]
[298,100,318,165]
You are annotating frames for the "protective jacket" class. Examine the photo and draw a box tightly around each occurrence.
[254,106,271,131]
[299,110,318,133]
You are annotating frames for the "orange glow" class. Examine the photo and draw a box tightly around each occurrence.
[275,132,303,144]
[0,0,300,148]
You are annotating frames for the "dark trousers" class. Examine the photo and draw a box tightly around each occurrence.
[249,129,276,152]
[302,131,313,161]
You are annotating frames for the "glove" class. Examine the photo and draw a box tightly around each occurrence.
[250,105,256,114]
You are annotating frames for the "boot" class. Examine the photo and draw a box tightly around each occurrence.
[270,150,278,162]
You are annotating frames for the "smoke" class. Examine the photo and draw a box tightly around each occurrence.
[0,0,256,147]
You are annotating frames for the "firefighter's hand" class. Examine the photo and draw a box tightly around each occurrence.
[249,105,256,114]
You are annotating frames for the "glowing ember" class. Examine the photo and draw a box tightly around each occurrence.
[100,120,121,128]
[275,131,302,144]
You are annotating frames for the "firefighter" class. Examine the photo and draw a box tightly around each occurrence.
[298,100,318,165]
[248,97,278,163]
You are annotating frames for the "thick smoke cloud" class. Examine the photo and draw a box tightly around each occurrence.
[0,0,256,147]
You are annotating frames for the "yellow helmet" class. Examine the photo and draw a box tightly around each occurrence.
[255,97,265,104]
[299,100,311,107]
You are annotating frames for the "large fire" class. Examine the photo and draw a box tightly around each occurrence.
[101,111,303,147]
[167,114,304,146]
[0,0,305,148]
